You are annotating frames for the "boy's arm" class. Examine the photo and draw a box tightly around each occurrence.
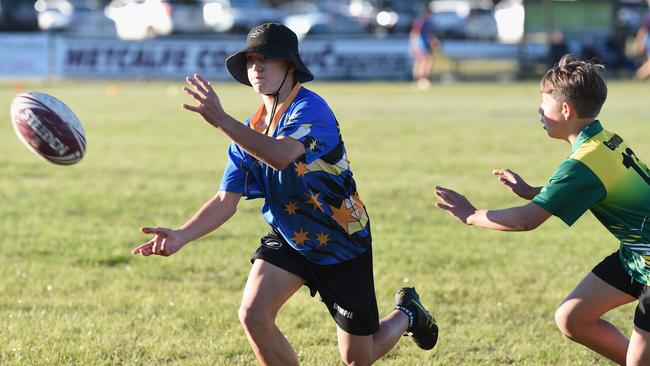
[132,190,242,256]
[435,186,551,231]
[182,74,305,171]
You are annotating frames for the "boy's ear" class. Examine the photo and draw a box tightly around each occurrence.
[561,101,574,120]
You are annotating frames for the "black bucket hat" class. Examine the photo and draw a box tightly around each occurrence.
[226,23,314,86]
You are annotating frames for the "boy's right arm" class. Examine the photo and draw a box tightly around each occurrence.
[132,190,242,257]
[492,168,542,200]
[434,186,551,231]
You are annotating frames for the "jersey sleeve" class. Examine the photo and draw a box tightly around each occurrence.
[218,142,263,199]
[276,98,340,165]
[531,159,606,226]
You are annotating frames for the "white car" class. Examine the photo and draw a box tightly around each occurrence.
[34,0,74,31]
[105,0,172,40]
[203,0,284,33]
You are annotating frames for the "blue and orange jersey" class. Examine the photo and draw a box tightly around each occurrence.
[219,84,371,265]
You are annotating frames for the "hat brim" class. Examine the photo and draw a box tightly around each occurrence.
[226,44,314,86]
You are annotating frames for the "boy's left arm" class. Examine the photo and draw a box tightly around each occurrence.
[435,186,551,231]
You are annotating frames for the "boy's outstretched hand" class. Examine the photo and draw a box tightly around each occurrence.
[132,227,186,257]
[492,168,540,200]
[434,186,477,225]
[182,73,225,128]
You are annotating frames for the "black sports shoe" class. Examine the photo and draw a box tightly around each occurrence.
[395,287,438,350]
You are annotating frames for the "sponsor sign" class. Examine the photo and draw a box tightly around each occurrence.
[0,33,50,77]
[54,36,411,80]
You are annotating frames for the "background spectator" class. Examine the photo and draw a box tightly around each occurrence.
[409,6,440,89]
[635,15,650,79]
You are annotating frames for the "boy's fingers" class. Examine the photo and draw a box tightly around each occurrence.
[141,227,169,238]
[183,86,203,101]
[433,187,446,198]
[499,177,514,186]
[195,73,211,91]
[152,236,165,254]
[132,242,153,256]
[186,76,208,96]
[182,104,201,113]
[192,73,211,94]
[502,169,517,179]
[159,238,166,255]
[434,191,453,205]
[434,186,452,194]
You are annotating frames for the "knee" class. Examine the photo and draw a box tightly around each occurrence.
[238,304,274,334]
[339,349,372,366]
[340,355,371,366]
[555,303,587,339]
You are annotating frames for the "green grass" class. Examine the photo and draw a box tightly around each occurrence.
[1,79,649,365]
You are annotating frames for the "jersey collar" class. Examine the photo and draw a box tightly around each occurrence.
[249,83,302,135]
[572,120,603,152]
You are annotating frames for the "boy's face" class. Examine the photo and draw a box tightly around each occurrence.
[538,93,567,140]
[246,52,293,95]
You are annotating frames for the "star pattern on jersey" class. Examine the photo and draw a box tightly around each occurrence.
[330,199,358,234]
[305,191,325,212]
[284,201,298,215]
[291,228,309,245]
[308,139,318,151]
[316,232,330,246]
[351,193,365,218]
[294,161,308,176]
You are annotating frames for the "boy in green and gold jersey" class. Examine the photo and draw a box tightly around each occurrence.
[435,54,650,365]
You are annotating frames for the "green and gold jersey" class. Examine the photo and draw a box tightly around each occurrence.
[532,120,650,284]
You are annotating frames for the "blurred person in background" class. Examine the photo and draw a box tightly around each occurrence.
[602,29,637,77]
[635,15,650,79]
[409,5,440,89]
[579,36,603,64]
[548,30,570,68]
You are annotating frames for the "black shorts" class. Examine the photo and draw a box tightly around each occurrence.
[250,228,380,336]
[592,251,650,331]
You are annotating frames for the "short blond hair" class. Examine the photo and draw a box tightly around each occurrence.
[540,54,607,118]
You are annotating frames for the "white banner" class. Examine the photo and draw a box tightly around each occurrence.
[0,33,50,77]
[53,36,411,81]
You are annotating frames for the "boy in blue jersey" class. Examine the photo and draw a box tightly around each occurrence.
[132,23,437,365]
[435,54,650,365]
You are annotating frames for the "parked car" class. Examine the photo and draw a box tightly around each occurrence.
[0,0,39,31]
[34,0,74,31]
[280,1,365,39]
[65,0,118,37]
[430,0,497,40]
[493,0,524,43]
[104,0,172,40]
[203,0,284,34]
[463,8,497,41]
[161,0,212,34]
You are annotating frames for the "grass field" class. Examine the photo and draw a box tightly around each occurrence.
[1,79,649,365]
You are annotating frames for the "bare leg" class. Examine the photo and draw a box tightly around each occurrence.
[627,326,650,366]
[421,55,433,80]
[239,260,305,366]
[412,59,421,82]
[555,272,635,365]
[336,310,409,366]
[636,60,650,79]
